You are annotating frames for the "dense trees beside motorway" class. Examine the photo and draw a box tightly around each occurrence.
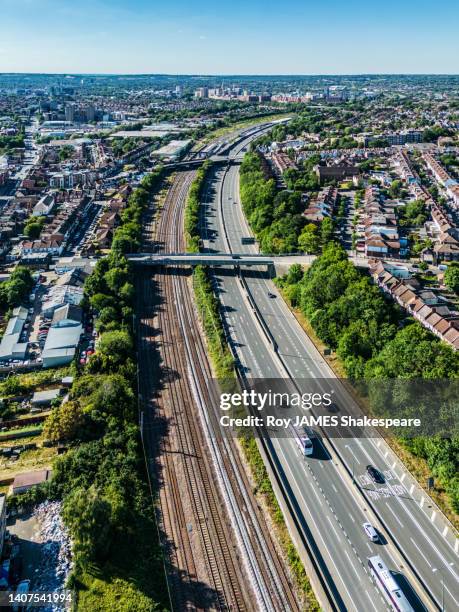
[0,266,33,312]
[277,243,459,513]
[8,168,168,609]
[240,152,319,253]
[240,152,337,254]
[278,243,459,380]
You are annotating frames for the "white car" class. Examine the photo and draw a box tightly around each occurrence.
[363,522,379,542]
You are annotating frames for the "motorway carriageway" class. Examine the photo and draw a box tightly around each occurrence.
[199,130,459,611]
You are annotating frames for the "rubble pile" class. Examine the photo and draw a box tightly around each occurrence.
[32,501,73,608]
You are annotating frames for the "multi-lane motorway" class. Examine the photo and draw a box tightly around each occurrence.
[199,127,459,611]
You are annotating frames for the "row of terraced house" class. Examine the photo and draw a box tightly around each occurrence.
[354,186,408,258]
[370,260,459,350]
[422,153,459,207]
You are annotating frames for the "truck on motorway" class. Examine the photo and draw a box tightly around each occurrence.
[368,555,414,612]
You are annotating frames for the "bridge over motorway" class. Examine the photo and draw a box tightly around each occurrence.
[127,252,276,270]
[127,252,370,270]
[163,153,244,170]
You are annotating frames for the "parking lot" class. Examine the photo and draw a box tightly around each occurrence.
[1,269,96,372]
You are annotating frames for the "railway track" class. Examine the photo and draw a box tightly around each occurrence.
[136,170,301,611]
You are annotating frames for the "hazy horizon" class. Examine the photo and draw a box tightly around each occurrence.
[1,72,459,78]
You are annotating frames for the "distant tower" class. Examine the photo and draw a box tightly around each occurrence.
[65,104,75,122]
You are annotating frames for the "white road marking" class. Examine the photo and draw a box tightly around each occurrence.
[410,537,431,568]
[310,479,324,508]
[365,590,379,612]
[345,550,361,582]
[386,503,404,527]
[327,516,342,543]
[444,583,459,607]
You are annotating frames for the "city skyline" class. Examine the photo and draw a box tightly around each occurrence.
[1,0,459,74]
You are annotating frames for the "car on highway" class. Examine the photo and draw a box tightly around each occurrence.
[363,522,379,542]
[268,292,276,298]
[366,465,385,484]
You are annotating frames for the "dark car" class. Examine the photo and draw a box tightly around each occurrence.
[366,465,385,484]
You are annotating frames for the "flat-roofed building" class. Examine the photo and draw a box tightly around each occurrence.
[12,470,52,495]
[42,347,76,368]
[152,139,191,161]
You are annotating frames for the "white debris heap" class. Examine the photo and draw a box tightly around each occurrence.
[32,501,73,609]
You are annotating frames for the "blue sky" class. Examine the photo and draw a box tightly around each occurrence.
[0,0,458,74]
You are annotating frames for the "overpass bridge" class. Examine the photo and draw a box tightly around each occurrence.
[127,252,370,272]
[127,252,275,271]
[163,153,244,171]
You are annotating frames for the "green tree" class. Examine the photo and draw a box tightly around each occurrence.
[24,221,43,239]
[320,217,334,246]
[43,401,86,442]
[444,263,459,295]
[63,485,113,565]
[298,224,320,253]
[87,329,134,376]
